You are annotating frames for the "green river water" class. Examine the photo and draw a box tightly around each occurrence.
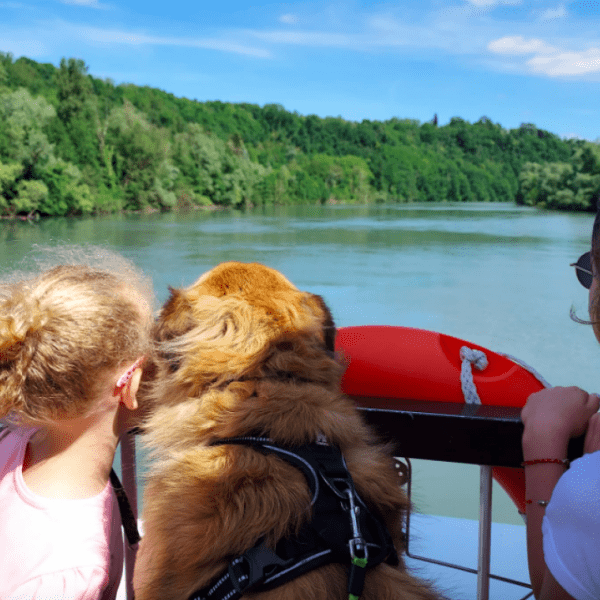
[1,203,597,526]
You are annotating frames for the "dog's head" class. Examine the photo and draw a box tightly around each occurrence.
[151,262,340,406]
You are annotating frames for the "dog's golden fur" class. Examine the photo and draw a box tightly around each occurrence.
[133,262,442,600]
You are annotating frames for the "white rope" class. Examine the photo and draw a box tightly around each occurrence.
[460,346,489,404]
[460,346,552,406]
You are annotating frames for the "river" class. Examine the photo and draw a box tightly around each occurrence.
[1,202,596,526]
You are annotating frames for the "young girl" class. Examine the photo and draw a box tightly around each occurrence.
[522,209,600,600]
[0,246,154,600]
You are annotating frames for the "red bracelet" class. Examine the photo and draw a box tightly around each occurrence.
[525,499,549,507]
[521,458,570,468]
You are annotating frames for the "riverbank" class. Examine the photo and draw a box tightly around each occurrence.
[1,196,595,224]
[0,202,229,221]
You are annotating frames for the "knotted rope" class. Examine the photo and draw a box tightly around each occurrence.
[460,346,488,404]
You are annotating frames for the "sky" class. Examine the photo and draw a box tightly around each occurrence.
[1,0,599,141]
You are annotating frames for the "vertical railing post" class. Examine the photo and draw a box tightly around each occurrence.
[477,465,492,600]
[120,431,139,600]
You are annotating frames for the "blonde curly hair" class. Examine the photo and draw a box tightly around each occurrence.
[0,245,154,427]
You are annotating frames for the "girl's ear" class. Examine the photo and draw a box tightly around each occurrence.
[116,367,142,410]
[128,367,142,410]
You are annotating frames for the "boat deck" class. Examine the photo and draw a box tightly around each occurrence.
[405,513,531,600]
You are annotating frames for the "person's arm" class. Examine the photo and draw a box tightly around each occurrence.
[522,429,570,598]
[538,569,579,600]
[521,387,599,600]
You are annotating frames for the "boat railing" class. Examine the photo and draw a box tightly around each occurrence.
[118,397,586,600]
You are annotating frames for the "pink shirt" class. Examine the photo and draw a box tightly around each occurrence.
[0,427,123,600]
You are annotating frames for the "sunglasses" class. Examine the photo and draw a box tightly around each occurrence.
[571,251,594,289]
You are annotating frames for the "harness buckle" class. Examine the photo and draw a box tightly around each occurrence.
[227,541,289,594]
[345,488,369,563]
[346,488,369,600]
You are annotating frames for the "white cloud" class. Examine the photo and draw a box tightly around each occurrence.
[78,25,272,58]
[59,0,110,8]
[248,14,464,54]
[367,15,404,35]
[248,29,356,49]
[488,35,600,77]
[575,55,600,71]
[279,14,299,25]
[464,0,521,7]
[488,35,556,54]
[528,48,600,76]
[540,5,567,20]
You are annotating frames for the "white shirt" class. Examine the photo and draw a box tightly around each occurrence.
[543,450,600,600]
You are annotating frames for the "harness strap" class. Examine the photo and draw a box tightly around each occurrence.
[189,437,398,600]
[212,436,322,505]
[189,538,334,600]
[110,468,141,548]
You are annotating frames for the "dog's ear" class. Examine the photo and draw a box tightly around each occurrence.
[155,287,196,342]
[310,294,336,354]
[154,287,196,372]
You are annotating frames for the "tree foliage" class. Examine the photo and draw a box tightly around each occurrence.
[0,51,595,217]
[0,88,55,173]
[516,143,600,210]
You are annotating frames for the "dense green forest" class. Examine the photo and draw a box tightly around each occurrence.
[0,53,599,217]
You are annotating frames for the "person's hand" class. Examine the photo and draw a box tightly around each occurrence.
[584,412,600,454]
[522,387,600,453]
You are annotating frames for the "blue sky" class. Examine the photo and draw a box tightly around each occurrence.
[1,0,599,140]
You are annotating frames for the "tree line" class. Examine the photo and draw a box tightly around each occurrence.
[0,52,598,217]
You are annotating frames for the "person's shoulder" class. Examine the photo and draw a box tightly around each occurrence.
[572,449,600,468]
[567,450,600,491]
[0,425,18,444]
[0,425,37,444]
[543,453,600,600]
[548,450,600,524]
[0,426,35,477]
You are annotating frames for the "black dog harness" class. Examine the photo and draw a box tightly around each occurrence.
[188,436,399,600]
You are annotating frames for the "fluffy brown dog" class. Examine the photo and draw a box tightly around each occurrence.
[133,262,442,600]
